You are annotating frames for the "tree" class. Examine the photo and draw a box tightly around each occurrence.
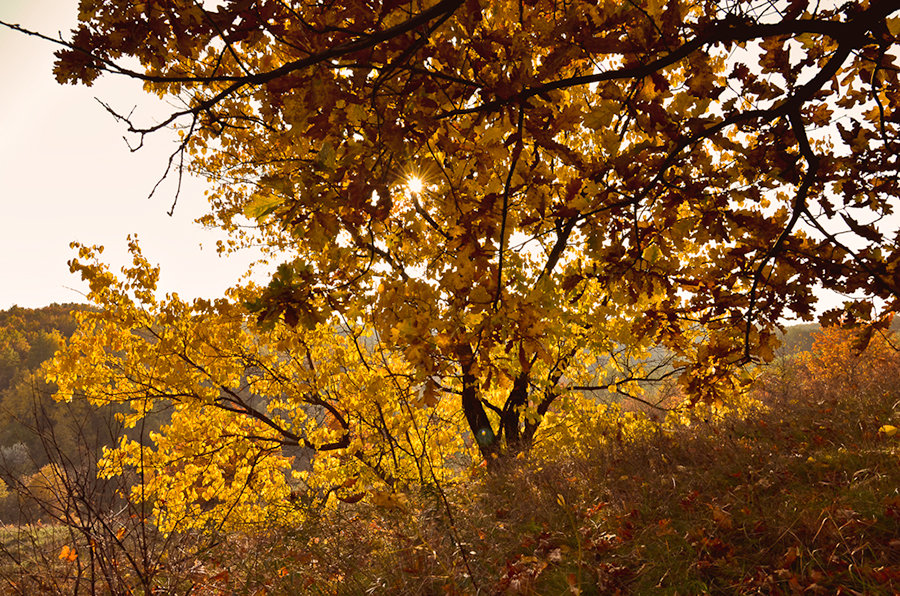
[0,305,102,467]
[6,0,900,518]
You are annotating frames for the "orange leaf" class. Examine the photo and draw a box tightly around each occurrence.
[59,545,77,562]
[708,504,733,530]
[781,546,799,568]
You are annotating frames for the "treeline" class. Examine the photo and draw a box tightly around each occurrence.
[0,304,81,393]
[0,304,117,520]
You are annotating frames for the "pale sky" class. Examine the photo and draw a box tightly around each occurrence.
[0,1,259,310]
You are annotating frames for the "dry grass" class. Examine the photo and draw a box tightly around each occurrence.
[2,328,899,594]
[222,328,899,595]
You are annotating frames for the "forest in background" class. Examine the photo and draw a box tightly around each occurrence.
[0,304,93,468]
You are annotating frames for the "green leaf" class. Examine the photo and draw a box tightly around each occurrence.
[244,194,282,220]
[315,141,336,170]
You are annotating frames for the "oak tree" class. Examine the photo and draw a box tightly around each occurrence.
[8,0,900,519]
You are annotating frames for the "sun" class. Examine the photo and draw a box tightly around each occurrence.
[406,175,425,195]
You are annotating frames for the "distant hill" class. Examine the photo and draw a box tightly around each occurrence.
[777,323,821,356]
[0,303,89,393]
[777,316,900,357]
[0,303,102,471]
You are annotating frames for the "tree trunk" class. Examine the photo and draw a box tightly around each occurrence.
[456,344,497,460]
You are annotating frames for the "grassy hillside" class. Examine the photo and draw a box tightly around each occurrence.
[243,327,896,595]
[0,325,898,594]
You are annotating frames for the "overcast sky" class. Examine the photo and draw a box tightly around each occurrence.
[0,1,258,310]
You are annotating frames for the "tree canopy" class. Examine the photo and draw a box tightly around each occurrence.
[7,0,900,523]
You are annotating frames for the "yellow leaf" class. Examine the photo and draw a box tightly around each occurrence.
[584,102,615,130]
[641,244,662,264]
[878,424,897,436]
[316,141,336,170]
[243,193,282,220]
[887,16,900,37]
[370,490,407,510]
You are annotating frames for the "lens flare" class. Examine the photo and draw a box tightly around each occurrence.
[406,176,424,194]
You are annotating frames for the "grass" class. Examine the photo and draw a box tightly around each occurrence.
[241,329,900,595]
[0,523,78,594]
[0,523,68,551]
[1,327,898,594]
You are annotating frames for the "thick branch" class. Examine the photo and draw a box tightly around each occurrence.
[494,107,525,306]
[742,108,820,360]
[437,0,895,118]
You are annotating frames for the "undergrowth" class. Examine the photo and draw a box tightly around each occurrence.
[2,327,899,594]
[168,327,898,595]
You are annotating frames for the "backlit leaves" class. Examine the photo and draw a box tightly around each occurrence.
[31,0,900,523]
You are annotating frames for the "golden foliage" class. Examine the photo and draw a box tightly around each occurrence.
[31,0,900,527]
